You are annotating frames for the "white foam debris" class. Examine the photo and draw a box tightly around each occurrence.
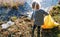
[1,21,14,29]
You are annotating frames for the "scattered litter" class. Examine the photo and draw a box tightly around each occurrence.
[1,21,14,29]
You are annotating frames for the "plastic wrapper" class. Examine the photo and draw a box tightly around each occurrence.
[1,21,14,29]
[41,15,59,29]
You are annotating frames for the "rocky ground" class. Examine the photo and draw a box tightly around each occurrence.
[0,16,60,37]
[0,16,34,37]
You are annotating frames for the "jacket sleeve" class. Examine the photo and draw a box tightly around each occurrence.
[40,10,49,15]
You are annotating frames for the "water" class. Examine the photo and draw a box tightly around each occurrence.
[0,2,32,21]
[40,0,58,11]
[28,0,58,11]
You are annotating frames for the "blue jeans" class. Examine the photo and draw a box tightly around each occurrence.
[32,25,41,37]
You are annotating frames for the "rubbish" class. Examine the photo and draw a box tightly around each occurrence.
[41,15,59,29]
[26,11,33,19]
[0,16,34,37]
[10,16,17,22]
[1,21,14,29]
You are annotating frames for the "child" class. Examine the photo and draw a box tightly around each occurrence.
[31,2,49,37]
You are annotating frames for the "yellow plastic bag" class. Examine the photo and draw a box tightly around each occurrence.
[41,15,59,29]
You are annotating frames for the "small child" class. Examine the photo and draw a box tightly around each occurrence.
[31,2,49,37]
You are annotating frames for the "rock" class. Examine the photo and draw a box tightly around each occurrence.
[0,22,3,25]
[0,16,34,37]
[57,34,60,37]
[0,0,26,7]
[2,31,9,36]
[24,18,31,22]
[8,28,18,33]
